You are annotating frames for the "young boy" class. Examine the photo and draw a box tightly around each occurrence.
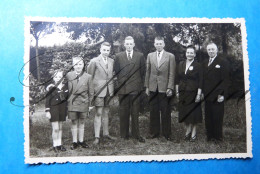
[45,70,68,152]
[66,56,94,149]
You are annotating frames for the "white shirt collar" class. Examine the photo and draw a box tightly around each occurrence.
[126,50,133,58]
[209,55,217,61]
[157,50,164,57]
[101,55,108,64]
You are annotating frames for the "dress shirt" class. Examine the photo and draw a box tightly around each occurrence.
[157,50,164,66]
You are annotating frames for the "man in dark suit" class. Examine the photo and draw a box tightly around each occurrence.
[202,42,229,142]
[114,36,145,142]
[145,36,176,140]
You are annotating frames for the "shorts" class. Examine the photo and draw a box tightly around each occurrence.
[68,111,88,120]
[93,96,112,107]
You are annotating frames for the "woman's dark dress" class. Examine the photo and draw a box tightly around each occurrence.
[45,83,68,122]
[176,60,203,124]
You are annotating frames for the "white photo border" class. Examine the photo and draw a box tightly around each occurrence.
[24,17,252,164]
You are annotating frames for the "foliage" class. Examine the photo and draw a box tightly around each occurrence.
[29,22,244,99]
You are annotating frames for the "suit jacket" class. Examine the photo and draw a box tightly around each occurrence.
[202,55,229,102]
[87,55,114,97]
[145,50,176,93]
[176,60,203,92]
[114,51,145,94]
[176,60,203,104]
[66,71,94,112]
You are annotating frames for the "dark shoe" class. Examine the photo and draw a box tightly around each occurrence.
[78,141,89,148]
[207,137,213,142]
[53,146,59,153]
[165,136,172,141]
[93,138,100,145]
[184,133,191,141]
[104,135,117,141]
[147,134,159,139]
[70,142,78,150]
[138,136,145,143]
[214,138,223,144]
[190,135,197,142]
[120,136,129,140]
[58,145,66,151]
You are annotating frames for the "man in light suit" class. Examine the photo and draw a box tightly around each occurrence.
[145,36,176,140]
[67,57,94,150]
[87,42,116,145]
[202,42,229,142]
[114,36,145,142]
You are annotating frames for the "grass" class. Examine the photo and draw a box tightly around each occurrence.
[29,98,247,157]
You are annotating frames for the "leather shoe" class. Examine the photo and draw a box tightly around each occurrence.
[58,145,66,151]
[70,142,78,150]
[190,135,196,142]
[184,133,191,141]
[147,134,159,139]
[138,136,145,143]
[53,146,59,153]
[165,136,172,141]
[78,141,89,148]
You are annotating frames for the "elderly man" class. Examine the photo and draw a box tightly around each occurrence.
[114,36,146,142]
[202,42,229,142]
[145,36,176,141]
[87,42,116,145]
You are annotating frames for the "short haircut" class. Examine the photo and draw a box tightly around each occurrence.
[101,42,111,48]
[186,45,196,53]
[207,42,218,50]
[155,36,164,42]
[125,36,134,42]
[53,69,64,75]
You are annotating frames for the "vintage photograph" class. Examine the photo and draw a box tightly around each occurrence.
[24,17,251,163]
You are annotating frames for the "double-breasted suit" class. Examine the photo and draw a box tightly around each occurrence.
[114,50,145,139]
[202,55,229,140]
[145,50,176,139]
[176,60,203,124]
[66,71,94,113]
[45,83,69,122]
[87,55,114,98]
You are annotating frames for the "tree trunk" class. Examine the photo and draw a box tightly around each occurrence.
[35,38,41,82]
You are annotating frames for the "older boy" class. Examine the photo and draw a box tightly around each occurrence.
[87,42,116,145]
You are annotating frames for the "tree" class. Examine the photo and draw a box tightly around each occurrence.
[30,22,55,81]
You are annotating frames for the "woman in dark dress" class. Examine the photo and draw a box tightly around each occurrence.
[45,70,68,152]
[175,46,203,141]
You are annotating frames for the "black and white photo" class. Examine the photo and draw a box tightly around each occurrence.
[23,17,251,164]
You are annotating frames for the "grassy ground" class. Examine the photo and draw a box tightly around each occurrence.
[29,98,247,157]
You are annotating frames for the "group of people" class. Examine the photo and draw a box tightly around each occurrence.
[44,36,229,153]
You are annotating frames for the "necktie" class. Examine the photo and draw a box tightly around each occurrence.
[208,58,213,66]
[127,52,131,60]
[104,57,108,68]
[76,74,79,83]
[157,51,161,66]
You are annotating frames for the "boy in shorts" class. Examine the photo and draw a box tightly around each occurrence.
[67,56,94,149]
[87,42,116,145]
